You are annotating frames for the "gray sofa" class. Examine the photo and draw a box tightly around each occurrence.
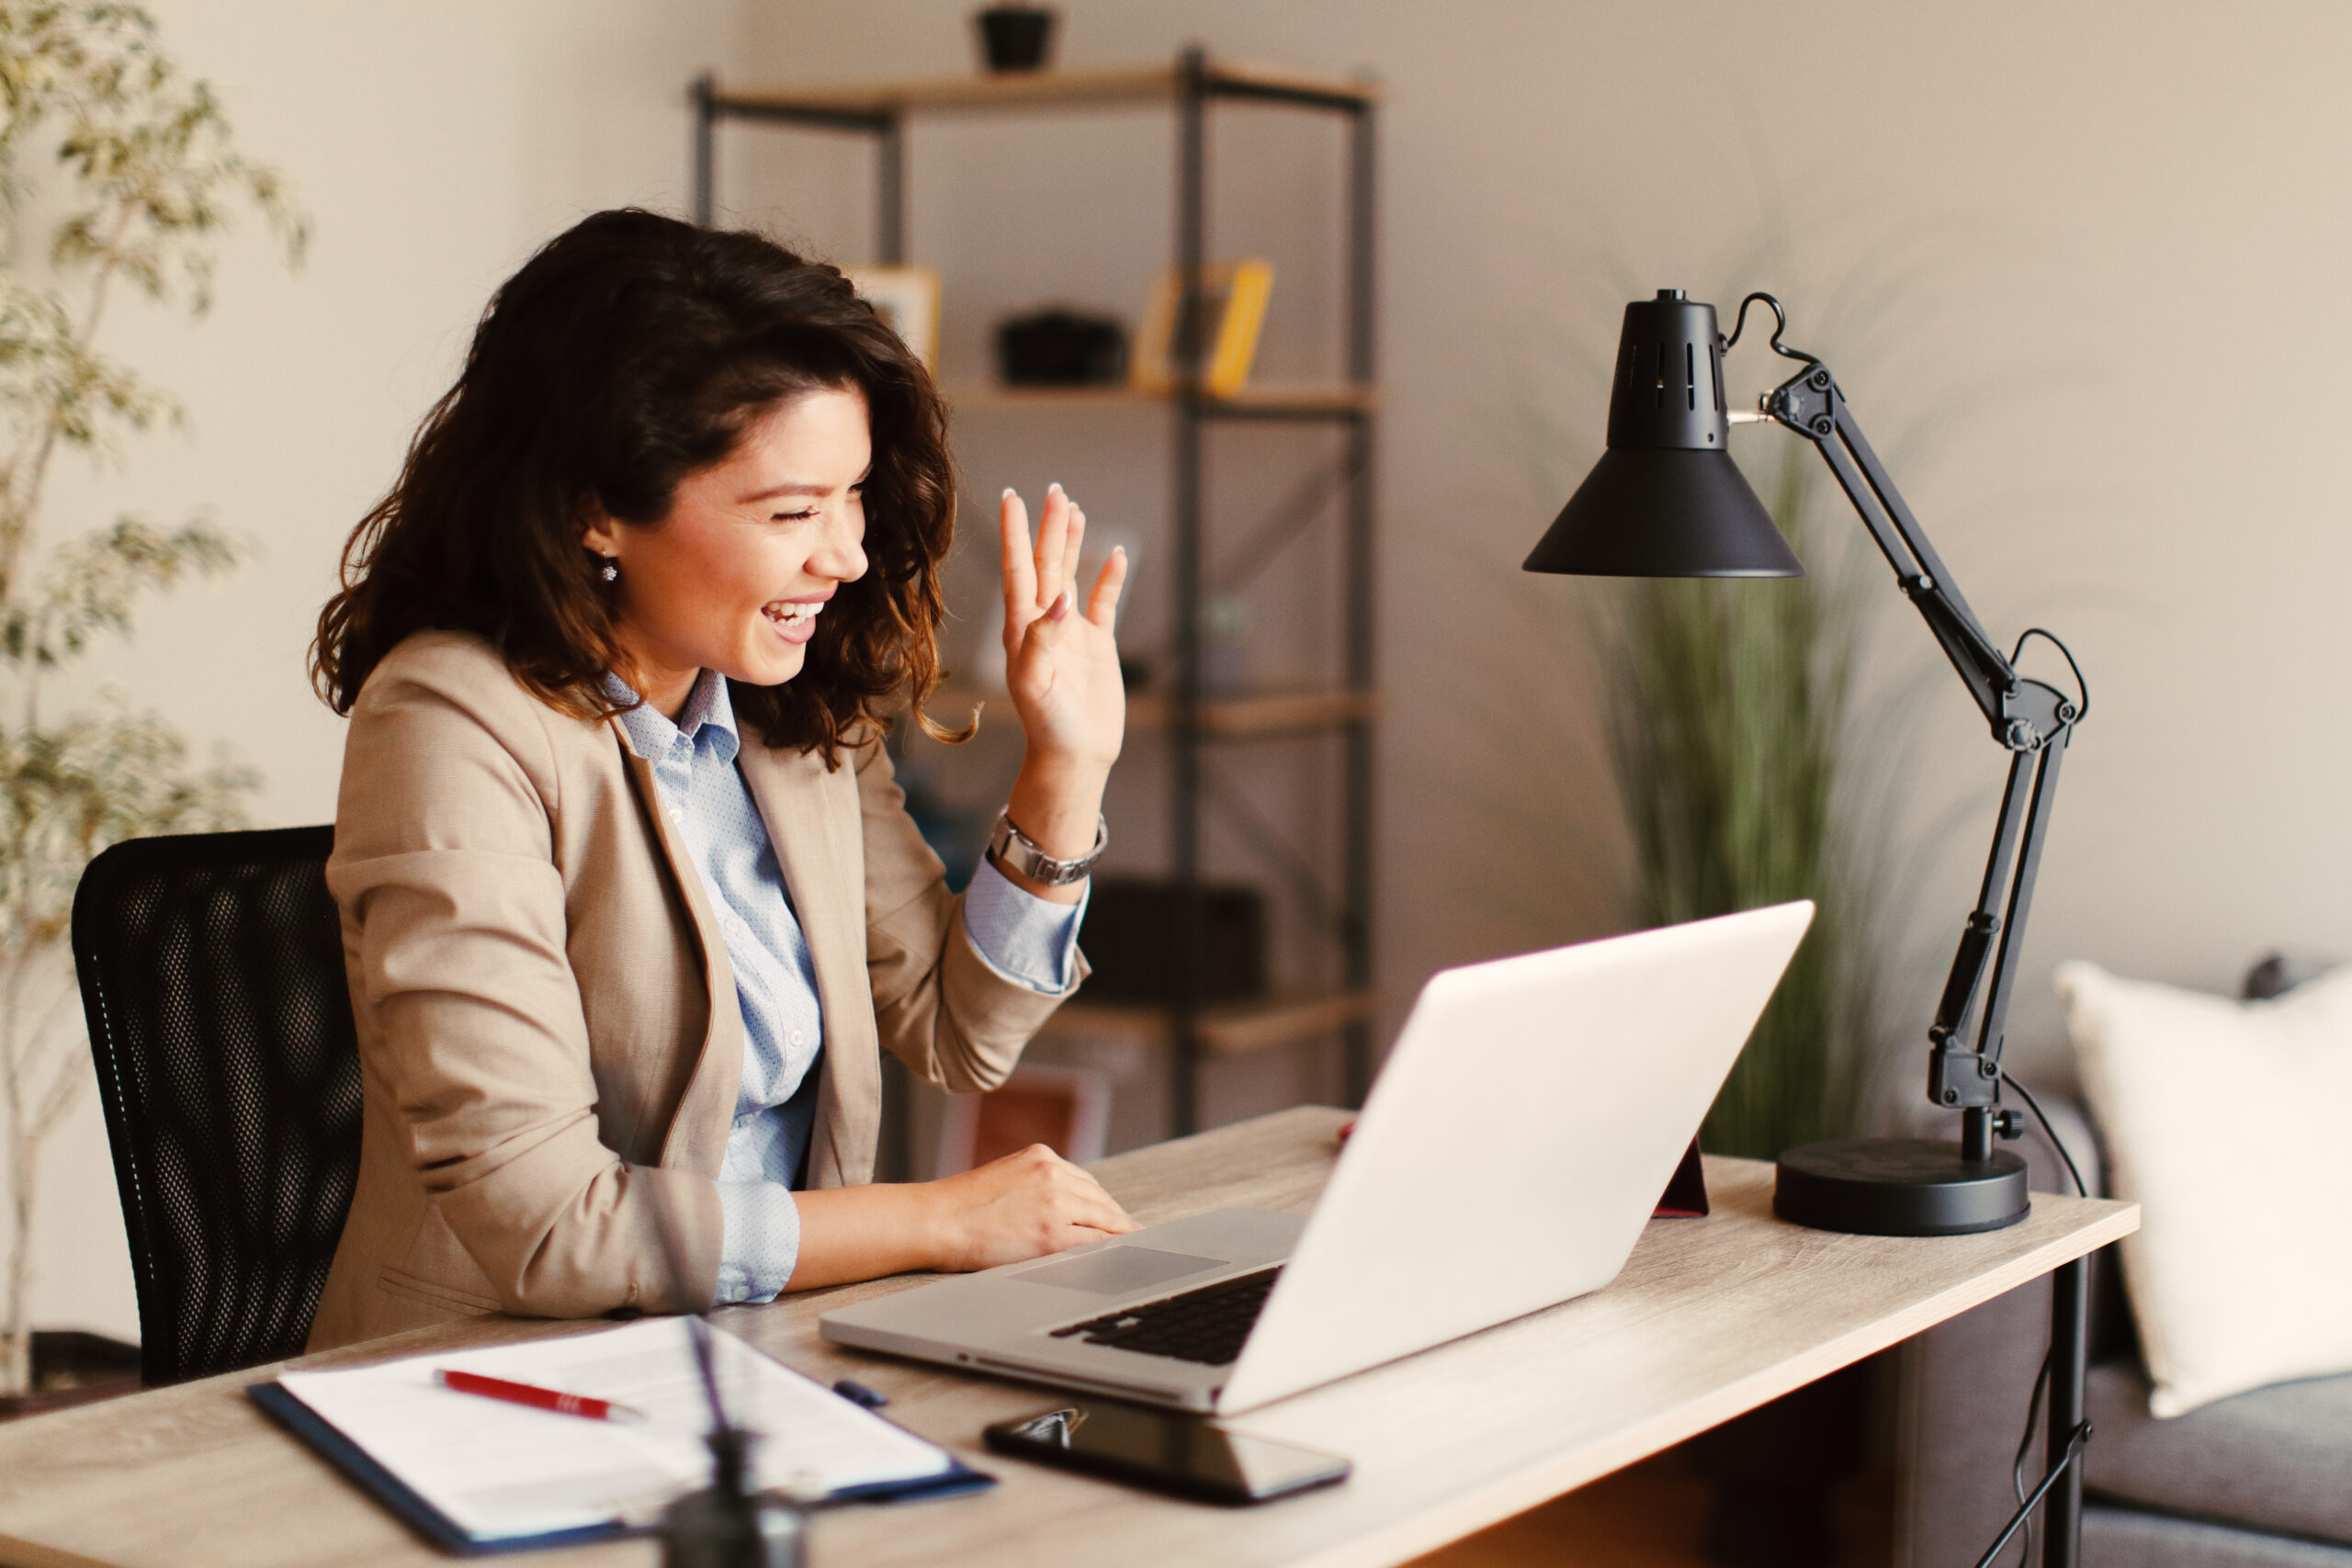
[1895,1097,2352,1567]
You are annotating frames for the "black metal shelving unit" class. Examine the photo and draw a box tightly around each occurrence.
[691,50,1378,1162]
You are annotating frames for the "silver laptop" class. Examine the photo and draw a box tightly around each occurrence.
[820,900,1814,1414]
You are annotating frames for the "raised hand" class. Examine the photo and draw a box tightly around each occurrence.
[1000,483,1127,777]
[993,485,1126,902]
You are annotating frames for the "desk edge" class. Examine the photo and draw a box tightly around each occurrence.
[1279,1201,2140,1568]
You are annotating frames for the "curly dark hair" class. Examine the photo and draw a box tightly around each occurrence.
[311,208,965,762]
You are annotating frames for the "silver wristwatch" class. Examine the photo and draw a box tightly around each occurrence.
[987,808,1108,887]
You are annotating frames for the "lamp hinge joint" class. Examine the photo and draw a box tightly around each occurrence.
[1928,1043,2002,1109]
[1768,367,1838,440]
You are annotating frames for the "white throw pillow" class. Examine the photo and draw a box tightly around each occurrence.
[2057,960,2352,1416]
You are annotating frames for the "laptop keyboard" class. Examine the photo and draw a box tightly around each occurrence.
[1047,1266,1282,1366]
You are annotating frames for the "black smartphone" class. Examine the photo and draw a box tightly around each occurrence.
[982,1400,1351,1505]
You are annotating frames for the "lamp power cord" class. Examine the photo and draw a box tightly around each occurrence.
[1985,1068,2091,1566]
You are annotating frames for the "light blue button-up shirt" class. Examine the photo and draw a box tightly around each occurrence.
[609,671,1083,1304]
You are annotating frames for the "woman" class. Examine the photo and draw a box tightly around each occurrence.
[304,209,1137,1352]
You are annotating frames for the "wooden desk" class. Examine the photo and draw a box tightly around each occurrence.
[0,1106,2136,1568]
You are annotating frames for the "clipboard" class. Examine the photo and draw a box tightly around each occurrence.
[250,1383,992,1556]
[252,1319,992,1554]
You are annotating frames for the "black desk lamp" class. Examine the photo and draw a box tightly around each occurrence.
[1528,290,2086,1236]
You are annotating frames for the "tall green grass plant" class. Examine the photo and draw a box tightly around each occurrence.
[1608,440,1894,1160]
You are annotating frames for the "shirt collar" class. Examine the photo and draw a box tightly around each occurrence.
[606,669,741,765]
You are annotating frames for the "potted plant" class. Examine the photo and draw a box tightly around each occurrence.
[1598,301,1950,1566]
[0,2,302,1405]
[1604,437,1892,1565]
[1607,443,1893,1164]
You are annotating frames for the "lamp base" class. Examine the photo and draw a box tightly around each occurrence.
[1774,1137,2029,1236]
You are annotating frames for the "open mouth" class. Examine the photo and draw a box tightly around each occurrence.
[763,597,826,648]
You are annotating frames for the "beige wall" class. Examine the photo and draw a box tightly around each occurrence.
[739,1,2352,1067]
[31,1,2352,1333]
[26,0,740,1337]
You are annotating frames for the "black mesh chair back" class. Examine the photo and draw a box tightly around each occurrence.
[73,826,361,1386]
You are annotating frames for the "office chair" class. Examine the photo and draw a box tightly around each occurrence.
[73,826,361,1386]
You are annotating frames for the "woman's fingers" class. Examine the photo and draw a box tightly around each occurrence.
[1057,1164,1139,1233]
[1012,1144,1131,1230]
[1054,1197,1136,1241]
[930,1144,1142,1270]
[1062,504,1087,604]
[1086,547,1128,628]
[1033,484,1072,608]
[1005,484,1122,672]
[1000,489,1037,633]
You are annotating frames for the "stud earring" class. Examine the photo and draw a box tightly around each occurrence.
[599,558,618,582]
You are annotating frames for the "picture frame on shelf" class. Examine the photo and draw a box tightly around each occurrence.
[1131,258,1273,398]
[842,265,941,369]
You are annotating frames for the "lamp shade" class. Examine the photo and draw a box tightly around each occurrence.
[1523,290,1803,579]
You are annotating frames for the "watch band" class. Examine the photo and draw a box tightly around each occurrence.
[988,808,1108,887]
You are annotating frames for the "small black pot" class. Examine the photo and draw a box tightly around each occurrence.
[996,308,1127,386]
[976,6,1057,73]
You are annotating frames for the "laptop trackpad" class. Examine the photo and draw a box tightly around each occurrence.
[1012,1247,1225,1295]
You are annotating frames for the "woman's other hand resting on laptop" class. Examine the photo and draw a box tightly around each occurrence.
[787,1143,1140,1291]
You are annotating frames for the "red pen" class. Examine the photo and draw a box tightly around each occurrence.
[435,1368,648,1424]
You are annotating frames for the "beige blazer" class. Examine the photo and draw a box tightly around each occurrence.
[306,629,1077,1353]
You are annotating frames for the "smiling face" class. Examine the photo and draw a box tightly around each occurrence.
[583,385,873,717]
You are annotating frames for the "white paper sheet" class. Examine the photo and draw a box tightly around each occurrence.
[277,1317,952,1542]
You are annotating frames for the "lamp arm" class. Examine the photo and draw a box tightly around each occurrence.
[1927,711,2070,1145]
[1765,364,2019,728]
[1758,358,2083,1145]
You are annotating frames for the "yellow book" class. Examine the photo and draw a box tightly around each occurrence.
[1132,259,1274,398]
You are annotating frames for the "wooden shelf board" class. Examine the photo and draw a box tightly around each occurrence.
[1127,686,1382,736]
[923,684,1378,738]
[1038,988,1378,1056]
[940,381,1378,416]
[716,61,1378,118]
